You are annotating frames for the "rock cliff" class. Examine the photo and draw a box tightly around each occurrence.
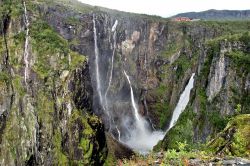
[0,0,250,164]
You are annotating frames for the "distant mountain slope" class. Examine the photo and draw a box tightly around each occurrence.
[172,9,250,20]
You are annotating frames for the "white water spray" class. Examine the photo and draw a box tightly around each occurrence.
[168,73,195,131]
[123,70,165,153]
[23,1,30,86]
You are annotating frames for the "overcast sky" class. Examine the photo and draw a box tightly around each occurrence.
[77,0,250,17]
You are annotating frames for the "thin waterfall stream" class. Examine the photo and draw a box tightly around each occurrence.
[23,1,30,86]
[123,70,141,121]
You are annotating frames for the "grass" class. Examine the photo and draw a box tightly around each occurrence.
[30,20,85,79]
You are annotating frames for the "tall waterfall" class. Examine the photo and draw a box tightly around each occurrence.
[168,73,195,130]
[123,70,165,153]
[23,1,30,86]
[93,15,105,110]
[92,15,196,153]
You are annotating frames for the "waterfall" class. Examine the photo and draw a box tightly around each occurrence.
[111,20,118,32]
[91,15,196,153]
[93,15,104,107]
[123,70,165,153]
[123,70,141,121]
[168,73,195,131]
[23,1,30,86]
[104,20,118,108]
[116,125,121,141]
[93,15,112,131]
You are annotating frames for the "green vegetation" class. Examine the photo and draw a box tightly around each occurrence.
[68,111,102,165]
[227,51,250,72]
[157,105,196,151]
[1,107,20,160]
[0,0,23,18]
[153,102,170,129]
[104,153,116,166]
[149,83,172,129]
[123,115,250,165]
[31,21,68,55]
[79,138,94,163]
[30,20,85,79]
[122,145,214,166]
[161,145,197,166]
[53,130,68,165]
[174,54,193,79]
[208,114,250,157]
[208,111,229,131]
[200,21,250,35]
[36,0,97,14]
[160,43,181,59]
[1,0,250,165]
[37,89,54,123]
[0,71,11,86]
[12,76,25,97]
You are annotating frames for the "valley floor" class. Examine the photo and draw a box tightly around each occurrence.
[120,152,250,166]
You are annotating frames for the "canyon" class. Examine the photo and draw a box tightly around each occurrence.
[0,0,249,165]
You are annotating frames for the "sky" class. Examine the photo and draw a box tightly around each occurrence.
[77,0,250,17]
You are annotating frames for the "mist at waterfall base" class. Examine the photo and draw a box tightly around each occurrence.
[122,73,195,153]
[92,16,195,153]
[123,70,165,152]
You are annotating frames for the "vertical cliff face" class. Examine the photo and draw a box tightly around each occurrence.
[159,34,250,150]
[38,1,228,133]
[206,43,227,101]
[0,1,107,165]
[206,41,246,114]
[31,0,250,151]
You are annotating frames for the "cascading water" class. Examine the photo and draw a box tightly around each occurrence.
[92,15,196,153]
[167,73,195,131]
[23,1,30,86]
[121,72,196,152]
[123,71,141,121]
[123,70,165,153]
[116,125,121,141]
[93,15,102,105]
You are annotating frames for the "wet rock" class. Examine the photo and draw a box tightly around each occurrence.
[105,133,135,159]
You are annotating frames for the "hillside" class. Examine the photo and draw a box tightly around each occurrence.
[172,9,250,20]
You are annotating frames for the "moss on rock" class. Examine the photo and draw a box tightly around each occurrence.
[208,114,250,157]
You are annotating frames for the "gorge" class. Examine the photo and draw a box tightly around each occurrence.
[0,0,249,165]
